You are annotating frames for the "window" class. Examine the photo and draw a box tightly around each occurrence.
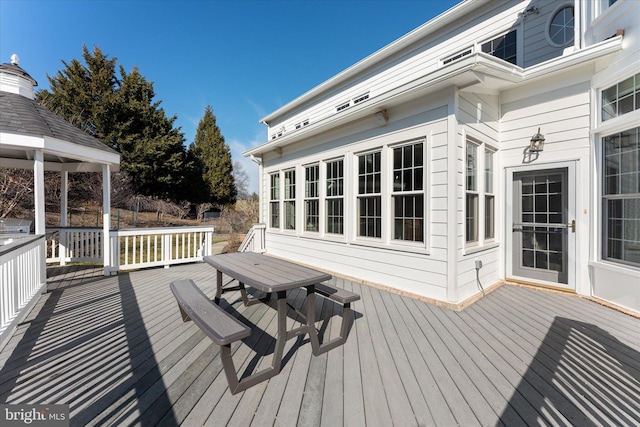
[548,6,574,46]
[305,165,319,232]
[602,73,640,121]
[269,173,280,228]
[326,159,344,235]
[358,151,382,238]
[466,140,495,246]
[482,30,517,65]
[603,127,640,266]
[485,149,495,240]
[284,169,296,230]
[392,142,424,242]
[466,141,479,243]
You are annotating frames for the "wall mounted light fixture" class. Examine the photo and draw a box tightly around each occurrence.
[529,127,545,152]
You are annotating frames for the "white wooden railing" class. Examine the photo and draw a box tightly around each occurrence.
[46,227,102,265]
[107,226,214,274]
[239,223,266,253]
[0,235,47,351]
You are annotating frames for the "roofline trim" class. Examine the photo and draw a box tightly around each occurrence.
[259,0,488,124]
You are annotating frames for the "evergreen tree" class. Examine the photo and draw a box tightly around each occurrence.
[36,45,188,201]
[189,106,237,206]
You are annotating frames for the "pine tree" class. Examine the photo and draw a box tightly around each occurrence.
[189,106,237,206]
[36,45,188,201]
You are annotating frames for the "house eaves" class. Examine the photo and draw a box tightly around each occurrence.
[259,0,490,126]
[245,35,623,158]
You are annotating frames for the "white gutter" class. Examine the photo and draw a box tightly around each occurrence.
[259,0,489,125]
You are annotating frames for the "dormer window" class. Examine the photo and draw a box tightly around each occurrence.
[481,30,517,65]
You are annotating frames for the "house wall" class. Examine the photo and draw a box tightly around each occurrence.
[501,65,593,296]
[265,0,570,143]
[587,0,640,313]
[262,93,458,301]
[456,91,502,302]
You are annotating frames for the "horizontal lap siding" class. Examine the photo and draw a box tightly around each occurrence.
[263,105,451,302]
[522,1,567,68]
[501,77,592,164]
[267,1,528,134]
[457,92,502,301]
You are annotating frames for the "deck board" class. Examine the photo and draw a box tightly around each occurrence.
[1,262,639,426]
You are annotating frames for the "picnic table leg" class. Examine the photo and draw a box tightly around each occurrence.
[214,269,223,304]
[305,285,322,355]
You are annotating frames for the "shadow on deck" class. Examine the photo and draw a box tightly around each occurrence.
[1,263,639,426]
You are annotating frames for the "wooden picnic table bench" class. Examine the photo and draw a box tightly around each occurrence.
[171,252,360,394]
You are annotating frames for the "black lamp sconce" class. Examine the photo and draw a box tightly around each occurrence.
[529,127,545,152]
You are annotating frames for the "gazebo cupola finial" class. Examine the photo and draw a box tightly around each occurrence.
[0,53,38,100]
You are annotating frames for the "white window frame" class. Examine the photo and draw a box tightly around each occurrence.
[465,137,497,250]
[546,4,575,48]
[283,168,296,231]
[304,163,320,233]
[325,158,345,236]
[356,149,383,240]
[269,172,280,229]
[600,126,640,268]
[390,140,426,245]
[479,29,518,66]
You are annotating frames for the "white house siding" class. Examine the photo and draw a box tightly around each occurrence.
[587,0,640,314]
[261,95,458,301]
[265,1,560,143]
[501,65,593,297]
[521,0,573,67]
[456,91,502,302]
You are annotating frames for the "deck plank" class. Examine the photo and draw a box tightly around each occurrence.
[0,262,638,426]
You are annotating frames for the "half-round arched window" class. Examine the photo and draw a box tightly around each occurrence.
[548,5,574,47]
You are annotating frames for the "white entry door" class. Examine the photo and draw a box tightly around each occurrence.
[507,164,576,290]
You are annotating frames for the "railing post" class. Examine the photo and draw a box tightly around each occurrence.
[59,228,67,266]
[163,233,172,269]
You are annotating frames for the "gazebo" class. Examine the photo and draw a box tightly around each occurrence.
[0,54,120,274]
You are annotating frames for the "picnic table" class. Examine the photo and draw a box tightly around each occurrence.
[177,252,358,393]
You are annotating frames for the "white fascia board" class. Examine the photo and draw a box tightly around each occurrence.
[43,135,121,168]
[521,35,623,82]
[0,132,44,149]
[1,158,109,172]
[259,0,488,125]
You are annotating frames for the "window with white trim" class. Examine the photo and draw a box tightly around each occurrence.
[466,140,495,246]
[304,164,319,232]
[326,159,344,235]
[358,151,382,238]
[284,169,296,230]
[466,141,479,243]
[485,148,495,240]
[392,142,424,242]
[269,173,280,229]
[602,72,640,121]
[481,30,517,65]
[548,6,574,46]
[602,126,640,266]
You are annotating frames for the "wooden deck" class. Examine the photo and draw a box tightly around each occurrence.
[1,262,639,426]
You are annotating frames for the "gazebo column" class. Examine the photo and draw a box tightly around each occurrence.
[33,150,45,235]
[60,170,68,227]
[102,164,112,276]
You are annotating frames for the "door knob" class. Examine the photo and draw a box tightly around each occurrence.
[568,220,575,232]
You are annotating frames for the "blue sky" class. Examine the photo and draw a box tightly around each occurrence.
[1,0,459,194]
